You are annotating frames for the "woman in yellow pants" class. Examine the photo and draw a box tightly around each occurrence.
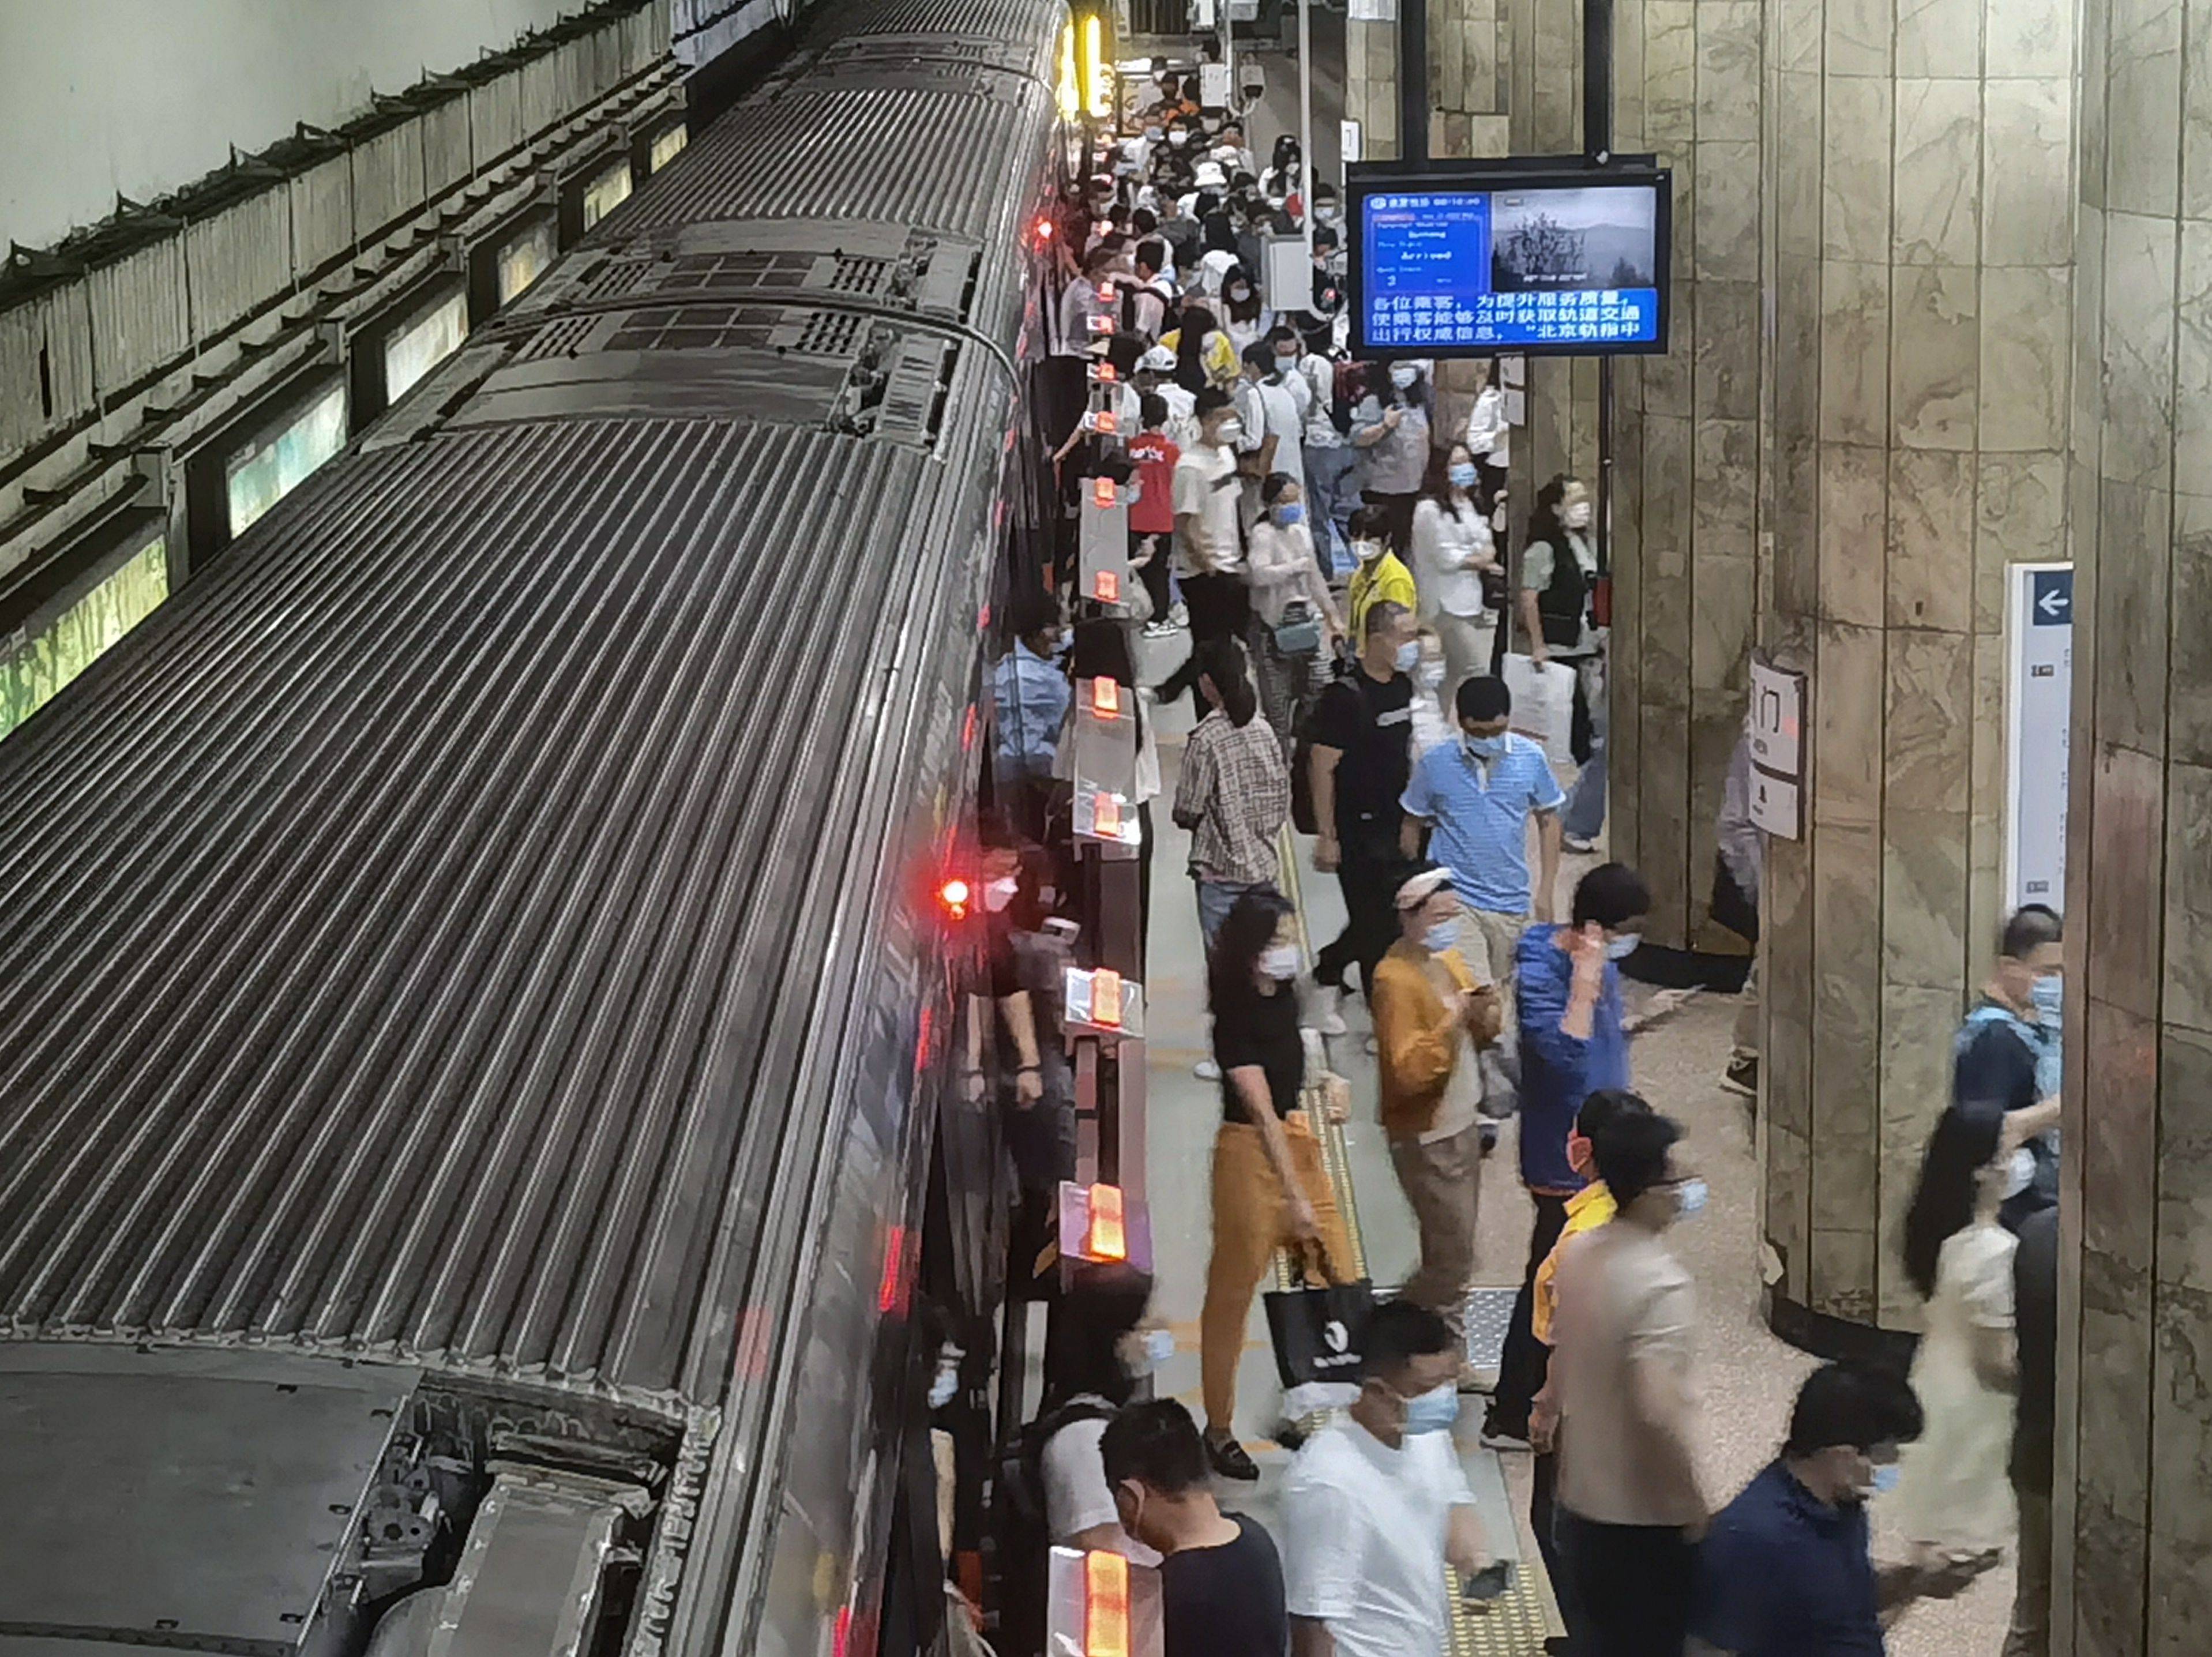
[1198,888,1357,1481]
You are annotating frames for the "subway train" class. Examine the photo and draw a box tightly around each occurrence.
[0,3,1072,1656]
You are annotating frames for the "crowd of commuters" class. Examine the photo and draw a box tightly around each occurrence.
[968,66,2074,1657]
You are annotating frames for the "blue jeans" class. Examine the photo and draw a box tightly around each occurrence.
[1305,445,1358,577]
[1564,741,1606,840]
[1196,877,1272,950]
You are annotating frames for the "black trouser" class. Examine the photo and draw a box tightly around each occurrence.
[1531,1448,1580,1645]
[1485,1190,1572,1436]
[1134,527,1174,619]
[1477,457,1508,512]
[1155,572,1249,704]
[1313,825,1402,1001]
[1556,1509,1695,1657]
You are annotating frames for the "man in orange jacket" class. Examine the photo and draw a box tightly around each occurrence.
[1370,865,1503,1384]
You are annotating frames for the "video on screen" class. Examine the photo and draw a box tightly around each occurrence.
[1489,186,1659,295]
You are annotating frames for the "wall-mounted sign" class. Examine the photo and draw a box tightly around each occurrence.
[2006,562,2072,911]
[1748,656,1807,841]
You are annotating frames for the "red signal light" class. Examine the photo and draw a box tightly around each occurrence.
[940,878,972,921]
[1091,677,1121,719]
[1035,217,1056,242]
[1094,794,1122,839]
[1084,1547,1131,1656]
[1092,569,1120,604]
[1092,476,1116,508]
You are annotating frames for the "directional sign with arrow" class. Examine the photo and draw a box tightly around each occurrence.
[2031,567,2072,626]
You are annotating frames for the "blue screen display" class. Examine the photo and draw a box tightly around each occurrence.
[1360,181,1663,352]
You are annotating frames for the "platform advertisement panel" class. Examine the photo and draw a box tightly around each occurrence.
[1347,163,1673,359]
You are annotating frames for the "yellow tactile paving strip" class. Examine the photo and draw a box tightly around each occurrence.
[1275,832,1561,1656]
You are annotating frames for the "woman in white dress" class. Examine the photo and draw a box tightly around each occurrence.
[1409,442,1501,709]
[1890,1100,2019,1573]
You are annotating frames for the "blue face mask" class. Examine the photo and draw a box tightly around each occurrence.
[1869,1463,1902,1496]
[1275,503,1306,526]
[1399,1382,1459,1436]
[1394,640,1421,674]
[1606,932,1642,961]
[1448,461,1479,488]
[1673,1177,1708,1219]
[1463,732,1505,760]
[1423,918,1460,954]
[2031,973,2063,1023]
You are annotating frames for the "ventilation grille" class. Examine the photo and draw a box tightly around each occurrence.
[788,310,864,357]
[604,305,785,355]
[519,315,600,360]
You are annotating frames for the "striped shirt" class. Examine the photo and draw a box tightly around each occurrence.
[1400,731,1564,914]
[1173,709,1289,886]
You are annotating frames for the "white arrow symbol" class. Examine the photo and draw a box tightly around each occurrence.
[2038,588,2068,618]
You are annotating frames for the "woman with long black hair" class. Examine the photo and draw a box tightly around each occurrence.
[1889,1102,2019,1577]
[1195,887,1355,1481]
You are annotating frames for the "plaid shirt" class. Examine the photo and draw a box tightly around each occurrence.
[1173,709,1289,885]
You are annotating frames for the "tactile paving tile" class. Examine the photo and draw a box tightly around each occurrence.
[1462,1286,1518,1375]
[1448,1568,1557,1656]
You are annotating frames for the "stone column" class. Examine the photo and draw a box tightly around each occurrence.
[1430,0,1511,156]
[2053,0,2212,1644]
[1343,9,1402,160]
[1606,0,1764,954]
[1755,0,2075,1335]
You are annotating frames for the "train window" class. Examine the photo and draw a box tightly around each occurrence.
[496,219,558,306]
[223,381,348,540]
[0,512,168,746]
[382,288,470,405]
[581,159,634,231]
[649,123,689,172]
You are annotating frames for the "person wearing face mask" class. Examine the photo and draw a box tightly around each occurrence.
[1343,504,1417,644]
[1100,1399,1290,1657]
[1213,119,1257,181]
[990,596,1070,837]
[1155,189,1204,277]
[1309,602,1419,1029]
[1410,446,1503,708]
[1370,867,1503,1367]
[1951,904,2063,1231]
[1197,889,1356,1478]
[1274,324,1348,571]
[1486,862,1662,1452]
[968,811,1073,1206]
[1033,1267,1167,1562]
[1525,1088,1649,1648]
[1351,360,1432,550]
[1461,358,1511,506]
[1172,637,1290,952]
[1890,1102,2022,1583]
[1282,1299,1490,1657]
[1695,1363,1959,1656]
[1515,475,1606,798]
[1157,392,1253,711]
[1547,1104,1707,1657]
[1221,269,1273,357]
[1246,473,1342,752]
[1236,341,1304,514]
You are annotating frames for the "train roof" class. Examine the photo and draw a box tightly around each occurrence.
[0,0,1065,1421]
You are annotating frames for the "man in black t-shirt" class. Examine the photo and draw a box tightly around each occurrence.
[1309,600,1419,1027]
[1103,1399,1290,1657]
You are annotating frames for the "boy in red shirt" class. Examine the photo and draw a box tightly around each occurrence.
[1128,392,1180,625]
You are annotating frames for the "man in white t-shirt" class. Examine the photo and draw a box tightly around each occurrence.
[1283,1301,1490,1657]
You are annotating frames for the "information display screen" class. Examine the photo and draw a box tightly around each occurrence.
[1349,166,1672,358]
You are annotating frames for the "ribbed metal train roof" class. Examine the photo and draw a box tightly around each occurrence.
[617,81,1042,241]
[0,418,934,1413]
[821,0,1064,37]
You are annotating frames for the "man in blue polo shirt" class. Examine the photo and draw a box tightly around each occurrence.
[1399,673,1564,1131]
[1696,1362,1970,1655]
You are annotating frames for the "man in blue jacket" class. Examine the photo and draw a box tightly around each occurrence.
[1481,861,1648,1449]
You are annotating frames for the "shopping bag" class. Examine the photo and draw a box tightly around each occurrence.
[1264,1261,1376,1391]
[1501,652,1576,771]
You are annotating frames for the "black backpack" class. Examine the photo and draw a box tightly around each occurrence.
[1290,659,1351,836]
[993,1396,1120,1654]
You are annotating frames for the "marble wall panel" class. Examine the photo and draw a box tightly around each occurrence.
[2104,0,2185,218]
[1766,1120,1812,1298]
[1776,78,1825,260]
[2164,759,2212,1032]
[1774,254,1823,441]
[2074,204,2108,470]
[1890,263,1981,448]
[1824,0,1895,76]
[2169,493,2212,766]
[1695,280,1762,419]
[1877,980,1960,1316]
[2092,483,2176,760]
[2081,995,2160,1276]
[1808,1226,1878,1321]
[2079,0,2110,213]
[1691,550,1757,695]
[1639,713,1693,941]
[1983,77,2076,266]
[1892,78,1983,266]
[1822,261,1893,444]
[1880,809,1970,988]
[1886,446,1977,632]
[1695,2,1762,143]
[1884,625,1974,813]
[1823,78,1895,263]
[1778,0,1823,74]
[2157,1025,2212,1297]
[1695,141,1763,284]
[2098,211,2180,490]
[1979,266,2072,453]
[1895,0,1981,74]
[2086,742,2168,1021]
[1986,0,2074,77]
[1812,621,1887,827]
[2172,221,2212,489]
[1693,417,1759,562]
[2188,0,2212,219]
[2147,1286,2212,1646]
[1820,442,1890,627]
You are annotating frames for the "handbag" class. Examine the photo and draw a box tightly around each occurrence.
[1272,598,1322,656]
[1264,1245,1376,1391]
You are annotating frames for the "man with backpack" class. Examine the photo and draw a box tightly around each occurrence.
[1305,601,1419,1034]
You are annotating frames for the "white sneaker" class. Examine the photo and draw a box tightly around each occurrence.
[1195,1057,1222,1081]
[1167,602,1189,629]
[1308,981,1348,1036]
[1143,619,1176,639]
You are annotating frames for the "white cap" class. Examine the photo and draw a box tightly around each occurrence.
[1394,867,1456,911]
[1139,344,1177,371]
[1193,161,1227,189]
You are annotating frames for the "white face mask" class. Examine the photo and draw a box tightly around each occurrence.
[1353,538,1384,562]
[983,876,1020,914]
[1259,942,1300,981]
[1563,500,1593,529]
[1389,365,1418,390]
[1215,417,1245,445]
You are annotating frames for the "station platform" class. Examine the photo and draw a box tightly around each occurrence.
[1129,633,2022,1656]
